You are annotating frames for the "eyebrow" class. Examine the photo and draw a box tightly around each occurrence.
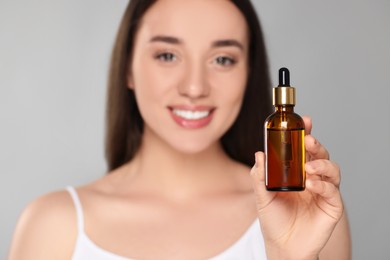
[149,35,244,50]
[211,39,244,50]
[150,35,182,44]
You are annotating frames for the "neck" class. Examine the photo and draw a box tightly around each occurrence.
[123,126,239,201]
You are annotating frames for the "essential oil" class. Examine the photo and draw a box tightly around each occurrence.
[264,68,305,191]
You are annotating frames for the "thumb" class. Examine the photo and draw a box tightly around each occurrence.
[250,152,275,210]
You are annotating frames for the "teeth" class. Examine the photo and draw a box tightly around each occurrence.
[173,109,210,120]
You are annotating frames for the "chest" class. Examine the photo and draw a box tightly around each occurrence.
[82,193,259,259]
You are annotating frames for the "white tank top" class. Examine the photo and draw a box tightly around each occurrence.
[66,186,266,260]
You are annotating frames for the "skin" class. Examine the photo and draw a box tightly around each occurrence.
[8,0,351,259]
[128,0,248,155]
[252,117,351,260]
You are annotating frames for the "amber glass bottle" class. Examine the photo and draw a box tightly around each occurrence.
[264,68,305,191]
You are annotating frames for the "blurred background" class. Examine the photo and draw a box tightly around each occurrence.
[1,0,389,258]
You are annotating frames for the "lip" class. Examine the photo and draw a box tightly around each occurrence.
[168,105,215,129]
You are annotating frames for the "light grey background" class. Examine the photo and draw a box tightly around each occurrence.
[1,0,389,259]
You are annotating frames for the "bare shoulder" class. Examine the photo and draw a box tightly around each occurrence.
[8,189,77,260]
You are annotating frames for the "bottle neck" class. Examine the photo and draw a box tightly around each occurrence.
[275,105,295,112]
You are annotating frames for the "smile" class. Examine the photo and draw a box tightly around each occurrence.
[172,109,210,120]
[168,106,215,129]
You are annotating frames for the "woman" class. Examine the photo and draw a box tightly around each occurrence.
[9,0,351,259]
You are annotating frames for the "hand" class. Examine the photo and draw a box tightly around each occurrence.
[251,116,344,260]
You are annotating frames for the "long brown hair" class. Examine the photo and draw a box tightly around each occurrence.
[105,0,272,171]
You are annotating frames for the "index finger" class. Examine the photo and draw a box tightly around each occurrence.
[302,115,312,135]
[305,134,330,160]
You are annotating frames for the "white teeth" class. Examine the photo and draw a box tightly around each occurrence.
[173,109,210,120]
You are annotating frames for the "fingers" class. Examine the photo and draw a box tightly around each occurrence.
[250,152,265,181]
[306,179,344,220]
[250,152,265,194]
[305,158,343,220]
[306,179,337,199]
[250,152,276,211]
[305,134,330,160]
[302,115,312,135]
[302,116,329,161]
[305,159,341,187]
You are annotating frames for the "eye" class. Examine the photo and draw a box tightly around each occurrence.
[215,56,236,66]
[155,52,177,62]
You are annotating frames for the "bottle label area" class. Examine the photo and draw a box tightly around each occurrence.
[265,128,305,191]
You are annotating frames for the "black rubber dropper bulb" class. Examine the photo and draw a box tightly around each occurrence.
[278,67,290,86]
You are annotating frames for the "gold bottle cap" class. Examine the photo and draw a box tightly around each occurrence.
[273,86,296,105]
[273,67,296,105]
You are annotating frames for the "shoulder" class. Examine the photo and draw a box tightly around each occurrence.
[8,189,77,260]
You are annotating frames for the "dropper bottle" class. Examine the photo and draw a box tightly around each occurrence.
[264,67,305,191]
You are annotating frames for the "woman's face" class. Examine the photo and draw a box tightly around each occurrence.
[129,0,249,154]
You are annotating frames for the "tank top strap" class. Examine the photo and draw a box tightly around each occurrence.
[66,186,85,232]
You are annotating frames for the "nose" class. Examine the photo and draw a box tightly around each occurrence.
[179,63,209,99]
